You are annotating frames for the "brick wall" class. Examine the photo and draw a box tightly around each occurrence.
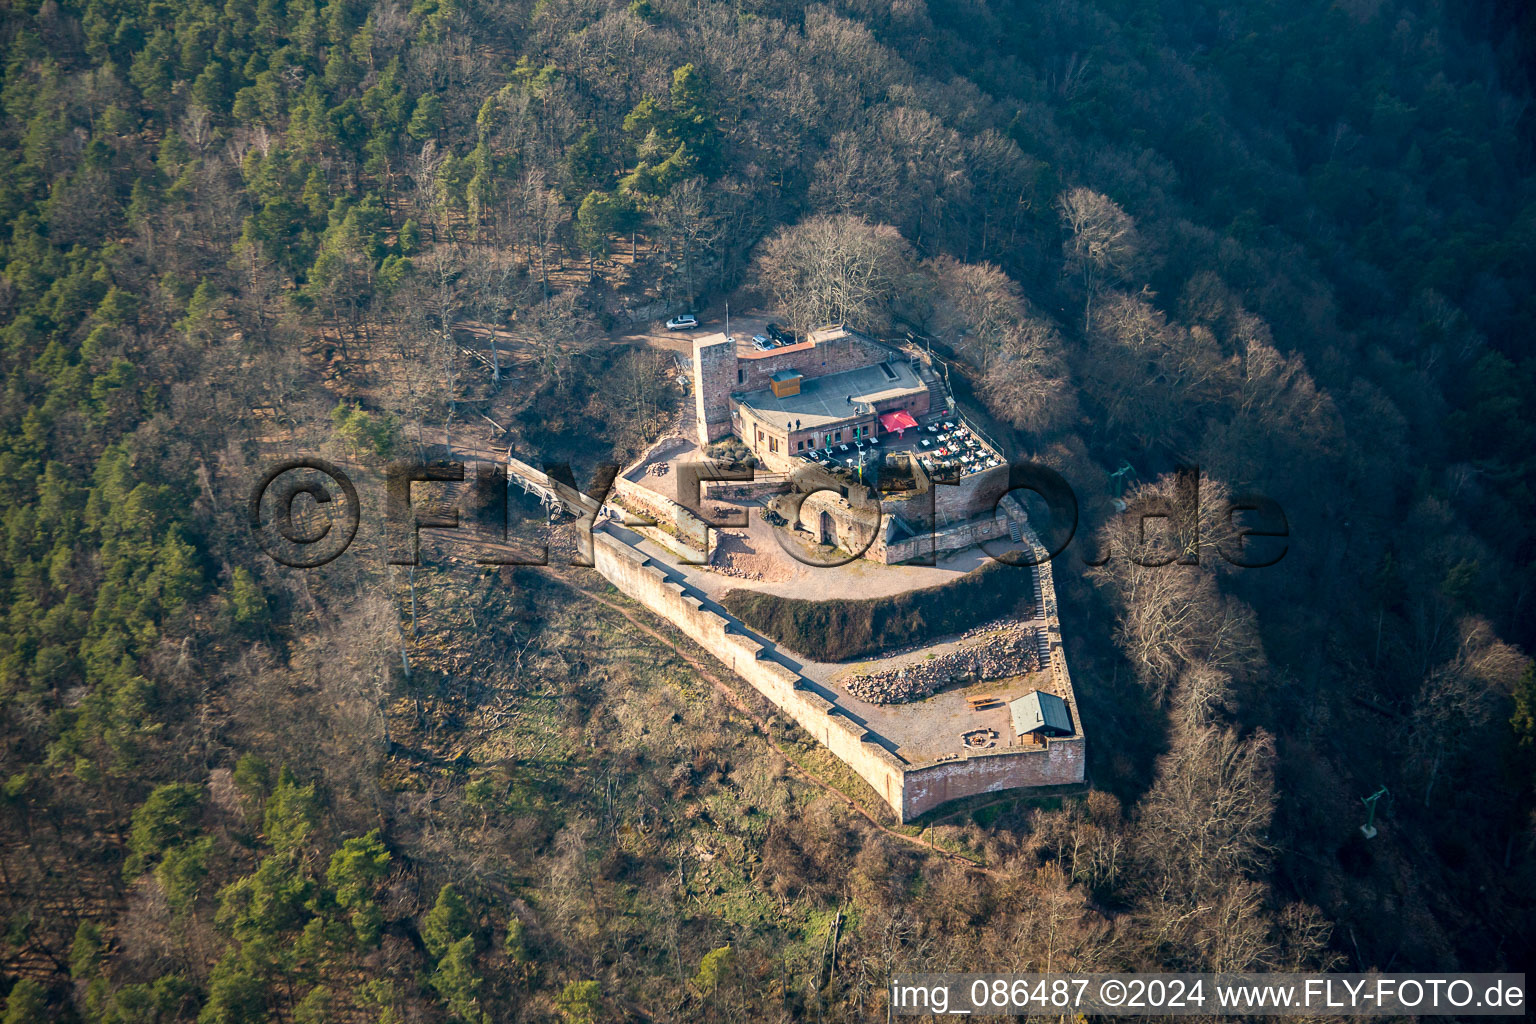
[873,464,1012,543]
[734,330,895,394]
[702,477,793,503]
[902,737,1085,818]
[934,463,1011,524]
[795,490,885,553]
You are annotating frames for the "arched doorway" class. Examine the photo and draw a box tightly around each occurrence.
[818,510,835,546]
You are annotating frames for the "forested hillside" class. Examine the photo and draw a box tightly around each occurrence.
[0,0,1533,1020]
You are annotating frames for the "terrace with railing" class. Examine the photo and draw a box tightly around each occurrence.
[792,410,1004,483]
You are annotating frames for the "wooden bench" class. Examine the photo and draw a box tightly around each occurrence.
[967,695,1001,709]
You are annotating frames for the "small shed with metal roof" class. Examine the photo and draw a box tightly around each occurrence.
[1010,690,1073,738]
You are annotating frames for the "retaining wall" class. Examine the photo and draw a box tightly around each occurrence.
[503,456,1086,822]
[902,738,1085,819]
[591,528,912,813]
[882,513,1009,564]
[610,477,711,556]
[933,462,1011,524]
[590,524,1084,821]
[702,476,794,503]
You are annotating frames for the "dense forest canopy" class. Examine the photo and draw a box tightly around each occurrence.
[0,0,1533,1019]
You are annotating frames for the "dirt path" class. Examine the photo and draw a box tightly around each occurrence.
[534,566,1007,878]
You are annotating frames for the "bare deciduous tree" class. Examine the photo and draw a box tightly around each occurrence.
[1092,472,1262,697]
[1407,616,1531,804]
[924,256,1075,434]
[809,128,898,222]
[1138,724,1276,903]
[1082,289,1229,448]
[661,177,721,306]
[1057,187,1141,328]
[754,214,913,334]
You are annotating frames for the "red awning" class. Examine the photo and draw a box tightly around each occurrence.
[878,409,919,435]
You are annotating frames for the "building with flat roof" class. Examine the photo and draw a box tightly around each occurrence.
[735,360,928,470]
[692,323,937,471]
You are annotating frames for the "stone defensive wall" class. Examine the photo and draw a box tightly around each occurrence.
[589,524,1082,820]
[913,461,1011,526]
[901,734,1084,812]
[748,456,1012,562]
[589,527,910,812]
[999,491,1082,747]
[505,455,1086,821]
[733,326,895,394]
[700,475,794,503]
[610,475,712,558]
[881,511,1010,564]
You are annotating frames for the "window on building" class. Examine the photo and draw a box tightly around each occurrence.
[834,431,842,443]
[796,439,805,451]
[738,369,744,383]
[769,437,779,453]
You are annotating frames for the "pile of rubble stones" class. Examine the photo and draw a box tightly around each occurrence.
[844,625,1041,704]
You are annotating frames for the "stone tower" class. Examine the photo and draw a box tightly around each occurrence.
[692,334,736,446]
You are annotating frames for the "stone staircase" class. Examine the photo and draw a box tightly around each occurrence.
[922,376,949,417]
[912,361,950,416]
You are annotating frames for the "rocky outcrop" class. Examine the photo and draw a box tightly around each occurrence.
[844,624,1041,704]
